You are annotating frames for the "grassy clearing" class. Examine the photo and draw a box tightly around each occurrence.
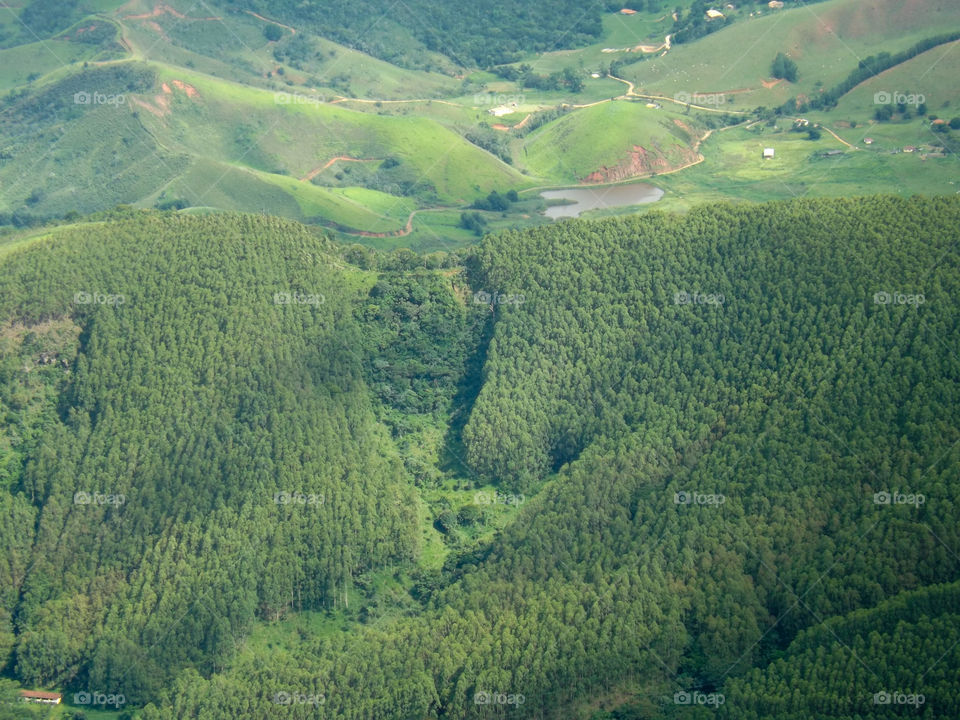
[651,123,959,212]
[10,694,128,719]
[143,63,529,202]
[150,159,417,232]
[0,40,112,92]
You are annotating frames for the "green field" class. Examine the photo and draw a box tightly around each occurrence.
[651,123,958,212]
[615,0,960,110]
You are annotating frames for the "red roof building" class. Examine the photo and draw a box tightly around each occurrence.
[19,689,62,704]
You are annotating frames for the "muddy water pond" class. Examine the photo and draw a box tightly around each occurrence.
[541,183,663,219]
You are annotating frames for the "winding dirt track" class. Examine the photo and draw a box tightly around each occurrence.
[597,75,750,115]
[349,210,418,238]
[244,10,296,35]
[816,125,857,149]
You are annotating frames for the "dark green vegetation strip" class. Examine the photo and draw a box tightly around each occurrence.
[220,0,604,66]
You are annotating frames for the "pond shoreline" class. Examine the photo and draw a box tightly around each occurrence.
[540,182,664,219]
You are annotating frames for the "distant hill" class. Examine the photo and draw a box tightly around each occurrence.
[0,62,527,229]
[215,0,606,67]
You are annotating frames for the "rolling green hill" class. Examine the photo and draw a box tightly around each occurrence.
[212,0,605,67]
[522,101,705,183]
[0,62,527,231]
[830,38,960,120]
[110,0,462,99]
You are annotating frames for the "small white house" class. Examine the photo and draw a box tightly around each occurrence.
[489,104,517,117]
[763,148,775,159]
[706,8,724,18]
[19,690,62,705]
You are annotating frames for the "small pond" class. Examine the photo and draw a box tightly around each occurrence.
[541,182,664,219]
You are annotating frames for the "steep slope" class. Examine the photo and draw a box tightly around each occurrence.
[0,213,420,702]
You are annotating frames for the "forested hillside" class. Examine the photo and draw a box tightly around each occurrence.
[0,214,422,705]
[721,581,960,719]
[2,195,955,718]
[215,0,606,66]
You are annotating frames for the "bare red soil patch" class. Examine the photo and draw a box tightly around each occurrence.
[171,79,199,98]
[583,144,699,183]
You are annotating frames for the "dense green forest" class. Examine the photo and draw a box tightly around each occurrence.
[0,195,957,718]
[721,581,960,719]
[214,0,607,67]
[0,215,424,705]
